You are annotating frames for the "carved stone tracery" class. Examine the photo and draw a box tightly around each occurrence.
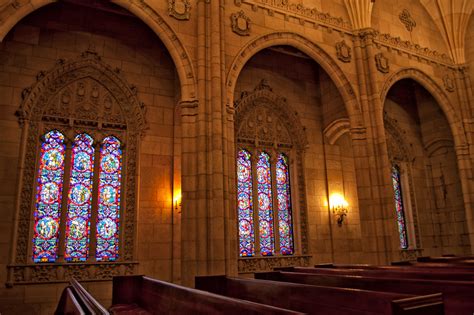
[9,50,146,285]
[235,80,309,255]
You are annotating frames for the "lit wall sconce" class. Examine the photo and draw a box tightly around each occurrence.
[330,193,348,227]
[174,192,182,214]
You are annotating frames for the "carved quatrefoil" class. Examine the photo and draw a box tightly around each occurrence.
[168,0,191,20]
[231,10,251,36]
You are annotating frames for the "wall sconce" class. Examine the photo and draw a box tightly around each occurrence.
[174,192,182,214]
[330,193,348,227]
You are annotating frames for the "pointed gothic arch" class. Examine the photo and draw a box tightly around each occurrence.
[227,31,363,130]
[0,0,197,101]
[9,50,145,284]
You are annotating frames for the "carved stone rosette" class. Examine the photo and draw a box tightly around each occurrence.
[231,10,251,36]
[238,255,312,273]
[375,53,390,74]
[336,40,351,63]
[443,73,455,92]
[168,0,191,20]
[9,50,146,285]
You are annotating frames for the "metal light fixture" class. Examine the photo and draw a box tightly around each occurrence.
[330,193,348,227]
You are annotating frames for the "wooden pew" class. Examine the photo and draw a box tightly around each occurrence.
[317,262,474,274]
[109,275,303,315]
[278,266,474,281]
[417,256,474,264]
[195,275,443,315]
[256,271,474,315]
[55,278,109,315]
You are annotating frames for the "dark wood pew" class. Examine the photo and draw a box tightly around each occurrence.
[417,256,474,264]
[110,275,303,315]
[317,263,474,274]
[55,278,109,315]
[195,275,443,315]
[278,266,474,281]
[256,271,474,315]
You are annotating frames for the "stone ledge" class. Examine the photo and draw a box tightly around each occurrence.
[6,261,138,286]
[238,255,312,273]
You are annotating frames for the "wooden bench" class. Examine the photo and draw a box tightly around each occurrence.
[317,262,474,274]
[195,275,443,315]
[55,278,109,315]
[256,271,474,315]
[277,266,474,281]
[110,275,303,315]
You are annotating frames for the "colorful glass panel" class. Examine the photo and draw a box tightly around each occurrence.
[237,149,254,257]
[257,152,274,256]
[392,165,408,249]
[32,130,66,263]
[96,136,122,261]
[64,134,94,262]
[276,154,294,255]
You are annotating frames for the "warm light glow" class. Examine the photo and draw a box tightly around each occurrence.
[173,190,182,210]
[329,193,348,209]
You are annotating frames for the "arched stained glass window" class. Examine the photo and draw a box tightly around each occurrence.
[276,154,294,255]
[96,136,122,261]
[65,134,94,262]
[237,149,254,257]
[257,152,274,256]
[392,164,408,249]
[32,130,66,263]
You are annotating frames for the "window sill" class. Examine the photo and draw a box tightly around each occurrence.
[6,261,138,286]
[238,255,312,273]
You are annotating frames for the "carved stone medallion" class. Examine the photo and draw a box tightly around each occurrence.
[399,9,416,32]
[168,0,191,20]
[443,74,455,92]
[336,40,351,63]
[231,10,251,36]
[375,53,390,74]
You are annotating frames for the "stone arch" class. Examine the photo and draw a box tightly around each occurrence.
[380,67,467,148]
[226,31,362,128]
[0,0,197,101]
[235,80,308,150]
[10,51,143,283]
[323,118,351,145]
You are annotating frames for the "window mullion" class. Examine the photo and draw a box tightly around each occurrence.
[270,153,281,255]
[57,140,73,263]
[251,149,261,256]
[88,142,101,262]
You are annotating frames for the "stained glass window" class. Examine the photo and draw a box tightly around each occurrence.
[392,164,408,249]
[276,154,294,255]
[257,152,274,256]
[237,149,255,257]
[32,130,66,263]
[96,136,122,261]
[64,134,94,262]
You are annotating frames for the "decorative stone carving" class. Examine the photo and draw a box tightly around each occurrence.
[237,0,351,30]
[231,10,251,36]
[168,0,191,20]
[374,33,453,65]
[443,73,455,92]
[336,40,351,63]
[399,9,416,32]
[235,80,309,254]
[9,51,146,285]
[238,255,311,273]
[375,53,390,74]
[399,249,423,261]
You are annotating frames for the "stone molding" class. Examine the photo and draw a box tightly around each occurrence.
[238,255,311,273]
[443,73,455,92]
[323,118,351,145]
[235,0,352,31]
[399,249,424,261]
[168,0,191,20]
[9,51,144,285]
[231,10,251,36]
[7,262,138,286]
